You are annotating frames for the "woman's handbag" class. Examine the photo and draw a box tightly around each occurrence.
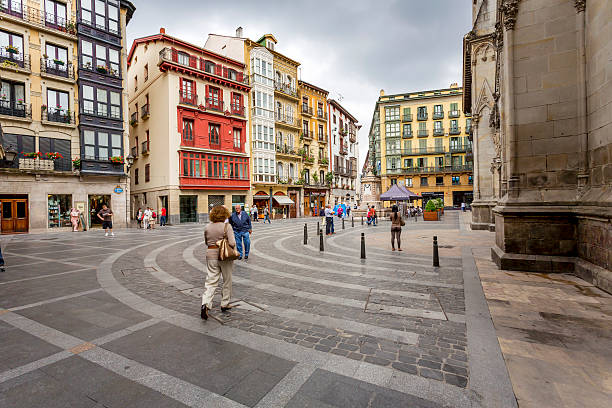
[218,223,240,261]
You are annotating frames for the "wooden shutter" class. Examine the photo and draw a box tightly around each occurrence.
[189,55,197,68]
[215,64,222,76]
[236,72,243,82]
[222,66,228,78]
[171,47,178,62]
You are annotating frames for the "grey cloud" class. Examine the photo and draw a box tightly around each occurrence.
[127,0,471,167]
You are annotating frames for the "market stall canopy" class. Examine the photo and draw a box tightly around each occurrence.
[253,195,270,200]
[380,184,421,201]
[273,195,294,205]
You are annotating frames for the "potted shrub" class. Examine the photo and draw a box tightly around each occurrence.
[109,156,124,164]
[96,65,108,74]
[46,152,63,160]
[312,174,319,184]
[23,152,43,159]
[53,58,64,66]
[72,157,81,170]
[5,45,19,54]
[423,199,439,221]
[325,172,334,185]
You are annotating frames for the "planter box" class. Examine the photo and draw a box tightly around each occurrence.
[423,211,439,221]
[19,158,54,170]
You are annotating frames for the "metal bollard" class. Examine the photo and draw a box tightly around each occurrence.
[433,236,440,267]
[361,216,364,225]
[304,223,308,245]
[360,232,366,259]
[352,216,354,227]
[317,221,320,235]
[342,218,345,230]
[319,229,324,251]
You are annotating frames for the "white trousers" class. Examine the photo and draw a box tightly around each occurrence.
[201,259,233,309]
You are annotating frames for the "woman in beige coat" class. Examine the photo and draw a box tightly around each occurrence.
[201,205,236,320]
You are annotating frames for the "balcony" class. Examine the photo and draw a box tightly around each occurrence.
[433,128,445,136]
[466,125,472,134]
[0,49,31,73]
[180,175,250,189]
[417,112,428,121]
[274,81,297,98]
[301,130,313,140]
[449,144,471,153]
[158,48,249,86]
[334,166,347,176]
[10,157,73,172]
[317,133,328,143]
[402,114,413,122]
[339,128,347,136]
[275,144,300,157]
[433,111,444,120]
[316,110,327,120]
[318,156,329,166]
[0,101,31,120]
[274,112,299,128]
[449,126,461,135]
[131,146,138,158]
[42,108,75,125]
[401,164,473,174]
[79,62,120,79]
[449,110,461,118]
[0,4,77,37]
[80,157,125,175]
[402,146,446,156]
[302,155,315,166]
[230,103,245,117]
[141,104,150,119]
[40,58,74,80]
[339,143,348,155]
[417,129,429,137]
[178,91,198,106]
[205,97,223,112]
[130,112,138,127]
[141,140,150,154]
[301,104,313,116]
[402,131,413,138]
[349,132,356,143]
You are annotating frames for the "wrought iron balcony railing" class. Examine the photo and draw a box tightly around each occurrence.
[433,111,444,120]
[449,126,461,135]
[141,103,150,119]
[42,108,75,124]
[402,114,413,122]
[40,58,73,79]
[0,4,77,36]
[0,101,31,119]
[449,110,461,118]
[417,129,429,137]
[0,49,30,71]
[433,128,445,136]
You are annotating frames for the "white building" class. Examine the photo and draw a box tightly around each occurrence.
[328,99,359,206]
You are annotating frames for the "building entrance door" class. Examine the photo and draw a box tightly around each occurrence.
[88,195,111,228]
[289,192,297,218]
[180,195,197,223]
[0,198,29,233]
[304,195,311,217]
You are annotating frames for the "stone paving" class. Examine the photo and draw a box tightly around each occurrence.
[0,211,609,407]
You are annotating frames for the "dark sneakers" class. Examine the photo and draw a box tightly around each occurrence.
[200,305,208,320]
[221,305,233,312]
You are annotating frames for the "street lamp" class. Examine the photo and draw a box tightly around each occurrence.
[0,145,18,167]
[125,154,135,228]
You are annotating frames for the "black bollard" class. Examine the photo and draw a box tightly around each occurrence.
[319,229,324,251]
[342,218,345,230]
[433,236,440,267]
[360,232,366,259]
[352,216,354,227]
[304,223,308,245]
[317,221,320,235]
[361,216,364,225]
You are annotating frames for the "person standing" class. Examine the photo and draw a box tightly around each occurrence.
[143,207,152,230]
[201,205,236,320]
[252,204,259,222]
[263,206,271,224]
[97,204,114,237]
[229,204,252,260]
[136,208,143,229]
[390,205,403,251]
[324,204,334,235]
[69,207,81,232]
[346,205,351,218]
[461,202,466,212]
[0,207,5,272]
[371,206,378,226]
[159,207,167,226]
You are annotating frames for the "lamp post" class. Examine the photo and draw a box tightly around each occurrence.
[0,145,18,167]
[125,154,134,228]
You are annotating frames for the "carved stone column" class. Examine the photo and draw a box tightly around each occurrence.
[575,0,589,193]
[472,115,481,200]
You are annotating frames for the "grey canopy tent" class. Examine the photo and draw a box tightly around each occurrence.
[379,184,421,201]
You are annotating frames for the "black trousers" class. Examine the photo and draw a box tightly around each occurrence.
[325,217,333,234]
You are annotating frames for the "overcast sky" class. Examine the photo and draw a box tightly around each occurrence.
[127,0,472,169]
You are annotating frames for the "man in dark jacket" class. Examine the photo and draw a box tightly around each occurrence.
[229,204,252,260]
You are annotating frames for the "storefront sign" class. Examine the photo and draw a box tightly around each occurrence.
[113,186,124,194]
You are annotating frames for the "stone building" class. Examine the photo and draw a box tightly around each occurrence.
[463,0,612,292]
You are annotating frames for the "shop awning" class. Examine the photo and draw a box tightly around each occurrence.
[273,195,294,205]
[253,195,270,200]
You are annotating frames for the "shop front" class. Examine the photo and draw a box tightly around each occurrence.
[304,189,327,217]
[272,192,294,219]
[48,194,73,229]
[452,191,473,207]
[88,195,112,227]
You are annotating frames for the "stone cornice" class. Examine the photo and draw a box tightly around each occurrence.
[500,0,521,30]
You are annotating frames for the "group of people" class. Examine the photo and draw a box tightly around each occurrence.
[247,204,272,224]
[136,207,167,229]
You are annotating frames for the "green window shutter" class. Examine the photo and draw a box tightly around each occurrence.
[435,138,443,148]
[451,103,458,111]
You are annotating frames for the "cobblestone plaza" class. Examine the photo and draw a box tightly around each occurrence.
[1,212,610,407]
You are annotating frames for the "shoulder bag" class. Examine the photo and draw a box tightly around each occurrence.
[218,223,240,261]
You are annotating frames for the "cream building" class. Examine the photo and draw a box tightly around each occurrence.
[328,99,359,206]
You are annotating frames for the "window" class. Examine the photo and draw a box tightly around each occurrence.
[182,119,194,142]
[333,114,336,124]
[420,177,428,186]
[144,64,148,81]
[134,75,137,91]
[181,153,249,180]
[385,106,399,121]
[204,60,215,74]
[180,78,194,100]
[47,194,72,228]
[227,68,237,81]
[80,40,119,75]
[207,86,221,110]
[417,106,427,119]
[44,43,68,73]
[233,128,241,149]
[145,163,150,182]
[0,80,26,116]
[450,137,461,149]
[406,177,413,187]
[417,157,426,167]
[402,123,412,136]
[451,176,460,185]
[434,121,442,130]
[45,0,67,28]
[390,179,397,185]
[177,52,190,66]
[82,129,122,160]
[46,89,69,121]
[385,122,400,137]
[82,86,121,118]
[0,30,24,65]
[108,1,119,34]
[209,123,220,145]
[81,0,93,24]
[39,137,70,169]
[134,168,139,184]
[450,102,458,111]
[404,158,413,168]
[436,176,444,186]
[433,104,443,114]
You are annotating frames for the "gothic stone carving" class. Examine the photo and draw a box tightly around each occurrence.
[500,0,521,30]
[574,0,586,12]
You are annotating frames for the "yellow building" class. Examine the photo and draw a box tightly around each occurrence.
[371,84,473,207]
[298,80,329,216]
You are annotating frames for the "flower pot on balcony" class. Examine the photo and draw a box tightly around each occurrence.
[53,59,64,66]
[423,211,439,221]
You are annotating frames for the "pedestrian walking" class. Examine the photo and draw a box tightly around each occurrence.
[97,204,114,237]
[390,205,404,251]
[324,204,334,235]
[366,207,373,226]
[346,205,351,217]
[461,202,466,212]
[0,206,5,272]
[160,207,167,226]
[229,204,252,260]
[69,207,81,232]
[143,207,152,230]
[251,204,259,222]
[151,209,157,229]
[136,208,143,229]
[263,206,271,224]
[201,205,236,320]
[371,206,378,226]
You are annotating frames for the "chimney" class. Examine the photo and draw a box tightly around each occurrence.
[379,89,385,97]
[236,27,243,38]
[160,27,165,34]
[450,82,458,88]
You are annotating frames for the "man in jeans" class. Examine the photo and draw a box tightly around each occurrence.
[160,207,167,226]
[324,204,334,235]
[97,204,114,237]
[229,204,252,260]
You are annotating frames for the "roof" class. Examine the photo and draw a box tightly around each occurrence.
[256,34,278,44]
[328,99,358,123]
[127,32,245,68]
[298,80,328,95]
[380,184,421,201]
